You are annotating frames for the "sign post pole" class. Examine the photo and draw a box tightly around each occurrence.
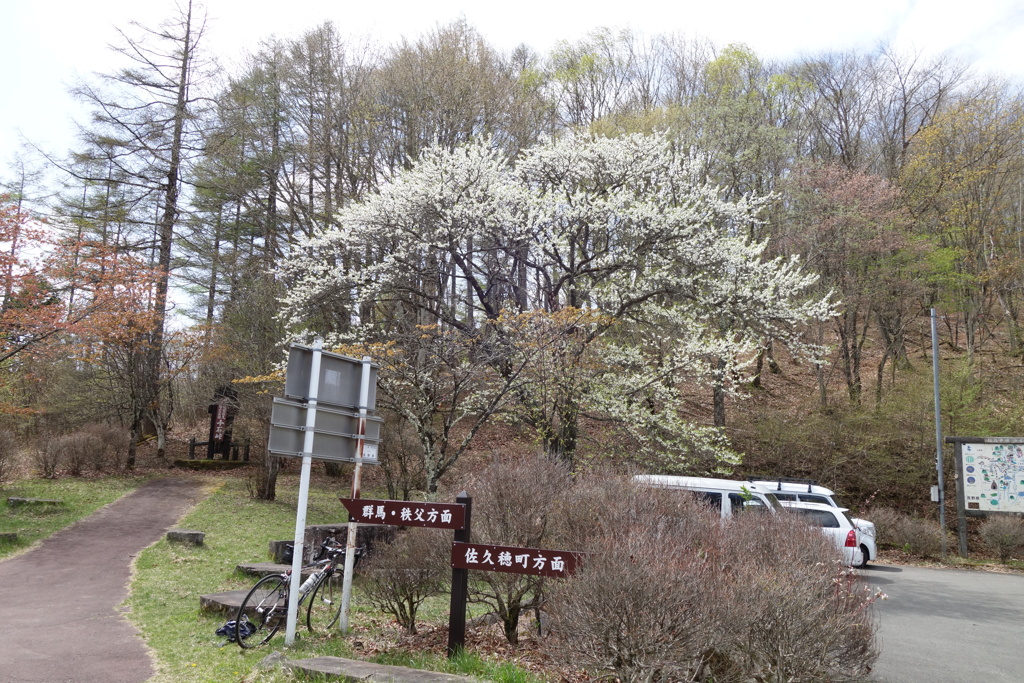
[338,356,372,633]
[931,308,947,558]
[285,340,322,646]
[447,491,472,658]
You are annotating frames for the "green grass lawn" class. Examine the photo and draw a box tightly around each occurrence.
[0,476,146,559]
[127,474,543,683]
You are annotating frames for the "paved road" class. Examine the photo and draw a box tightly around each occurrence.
[867,564,1024,682]
[0,477,205,683]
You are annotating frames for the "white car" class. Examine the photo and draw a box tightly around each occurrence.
[779,501,864,567]
[753,479,876,568]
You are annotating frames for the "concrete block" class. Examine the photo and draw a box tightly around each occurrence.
[167,529,205,546]
[7,497,64,508]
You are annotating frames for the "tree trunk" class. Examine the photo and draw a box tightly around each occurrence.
[145,0,196,459]
[713,357,727,427]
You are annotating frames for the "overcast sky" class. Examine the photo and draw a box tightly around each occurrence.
[3,0,1024,174]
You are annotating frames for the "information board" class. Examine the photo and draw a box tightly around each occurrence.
[960,442,1024,512]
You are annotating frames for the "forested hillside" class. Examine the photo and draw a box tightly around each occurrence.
[4,5,1024,513]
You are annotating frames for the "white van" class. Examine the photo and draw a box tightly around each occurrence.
[633,475,783,518]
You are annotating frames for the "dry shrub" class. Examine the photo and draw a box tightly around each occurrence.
[719,514,879,682]
[870,507,947,558]
[544,476,881,683]
[546,484,724,681]
[47,424,132,476]
[361,527,450,634]
[83,423,131,472]
[63,435,89,476]
[979,515,1024,563]
[863,507,903,548]
[34,434,68,478]
[0,429,18,483]
[460,453,572,644]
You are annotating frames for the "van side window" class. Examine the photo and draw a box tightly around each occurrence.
[728,492,766,513]
[773,492,798,501]
[692,491,722,511]
[800,494,832,505]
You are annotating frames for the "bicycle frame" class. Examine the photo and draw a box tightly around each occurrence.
[234,538,350,648]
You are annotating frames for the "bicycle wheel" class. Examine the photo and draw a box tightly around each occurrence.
[306,571,341,633]
[236,574,288,649]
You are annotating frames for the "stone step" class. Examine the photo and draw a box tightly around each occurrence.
[167,529,205,545]
[202,569,322,615]
[200,589,250,614]
[7,497,64,508]
[285,656,478,682]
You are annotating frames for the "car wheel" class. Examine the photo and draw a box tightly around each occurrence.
[858,544,870,568]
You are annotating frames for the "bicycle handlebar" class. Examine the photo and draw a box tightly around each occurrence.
[311,537,347,562]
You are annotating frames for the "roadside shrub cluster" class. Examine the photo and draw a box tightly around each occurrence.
[361,527,451,634]
[361,456,881,681]
[31,424,132,477]
[545,477,881,682]
[979,515,1024,563]
[460,453,572,645]
[34,435,65,478]
[869,507,948,559]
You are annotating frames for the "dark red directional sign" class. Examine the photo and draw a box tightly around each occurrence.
[340,498,465,530]
[450,542,584,578]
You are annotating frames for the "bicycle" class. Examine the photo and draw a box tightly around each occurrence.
[234,537,362,648]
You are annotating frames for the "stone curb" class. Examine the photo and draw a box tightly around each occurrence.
[285,656,481,682]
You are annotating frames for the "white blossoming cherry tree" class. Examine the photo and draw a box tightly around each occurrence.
[278,133,833,489]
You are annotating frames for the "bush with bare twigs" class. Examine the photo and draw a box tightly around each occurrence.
[0,429,18,482]
[869,507,947,559]
[83,423,131,472]
[460,453,572,645]
[34,434,68,478]
[546,483,724,681]
[39,424,132,476]
[979,515,1024,563]
[361,527,451,634]
[544,476,881,683]
[719,514,880,681]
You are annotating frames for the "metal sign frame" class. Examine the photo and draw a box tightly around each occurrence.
[284,344,378,409]
[269,397,382,462]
